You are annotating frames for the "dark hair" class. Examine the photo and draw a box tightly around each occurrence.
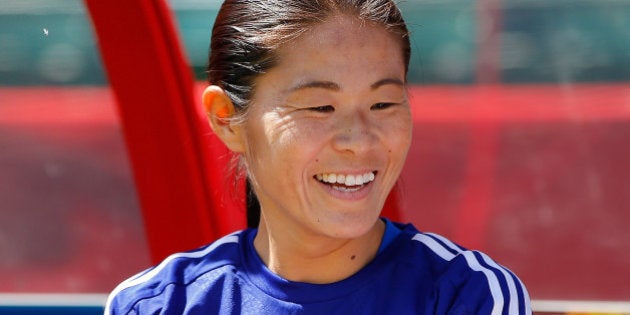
[207,0,411,227]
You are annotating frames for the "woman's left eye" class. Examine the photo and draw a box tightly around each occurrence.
[371,102,396,110]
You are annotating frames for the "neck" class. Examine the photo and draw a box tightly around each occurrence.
[253,215,385,284]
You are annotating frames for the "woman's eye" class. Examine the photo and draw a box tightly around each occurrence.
[308,105,335,112]
[371,102,396,110]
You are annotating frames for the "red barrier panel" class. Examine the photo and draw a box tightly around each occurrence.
[84,0,246,263]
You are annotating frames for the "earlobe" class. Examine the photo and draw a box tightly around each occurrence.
[202,85,246,153]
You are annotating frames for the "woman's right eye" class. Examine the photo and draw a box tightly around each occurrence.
[308,105,335,113]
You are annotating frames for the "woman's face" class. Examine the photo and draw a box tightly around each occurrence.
[237,15,412,239]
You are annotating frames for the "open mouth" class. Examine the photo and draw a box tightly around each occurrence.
[314,171,376,192]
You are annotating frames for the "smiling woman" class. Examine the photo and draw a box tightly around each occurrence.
[221,16,413,284]
[231,15,410,240]
[104,0,530,314]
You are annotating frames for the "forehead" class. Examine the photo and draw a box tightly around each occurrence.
[285,15,402,60]
[258,15,406,92]
[300,15,377,48]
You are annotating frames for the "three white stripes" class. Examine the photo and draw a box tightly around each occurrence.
[413,232,530,315]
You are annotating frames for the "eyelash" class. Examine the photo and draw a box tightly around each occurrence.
[308,105,335,112]
[371,102,396,110]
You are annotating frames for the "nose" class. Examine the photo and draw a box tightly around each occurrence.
[331,111,377,155]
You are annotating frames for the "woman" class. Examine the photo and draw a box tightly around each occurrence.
[106,0,531,314]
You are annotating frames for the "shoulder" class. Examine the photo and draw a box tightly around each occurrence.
[104,231,245,315]
[395,224,532,315]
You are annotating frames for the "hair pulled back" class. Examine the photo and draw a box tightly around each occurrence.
[207,0,410,113]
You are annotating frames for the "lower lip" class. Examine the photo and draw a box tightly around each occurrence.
[316,179,374,201]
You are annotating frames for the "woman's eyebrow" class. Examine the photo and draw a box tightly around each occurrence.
[370,78,405,90]
[287,80,341,93]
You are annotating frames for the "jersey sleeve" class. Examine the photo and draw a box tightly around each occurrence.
[103,267,154,315]
[103,232,243,315]
[428,250,531,315]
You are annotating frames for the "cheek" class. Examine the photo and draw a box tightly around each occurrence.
[381,112,413,157]
[277,122,329,167]
[245,112,293,156]
[245,114,324,172]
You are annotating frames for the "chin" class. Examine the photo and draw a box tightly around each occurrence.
[320,213,381,239]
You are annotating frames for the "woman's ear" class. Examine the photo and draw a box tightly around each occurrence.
[202,85,246,153]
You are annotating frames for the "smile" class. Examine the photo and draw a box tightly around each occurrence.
[314,171,376,191]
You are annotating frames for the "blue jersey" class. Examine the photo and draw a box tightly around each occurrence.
[105,222,531,314]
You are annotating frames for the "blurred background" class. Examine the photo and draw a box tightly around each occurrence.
[1,0,629,313]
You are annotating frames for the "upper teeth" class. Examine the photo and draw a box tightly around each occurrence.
[316,172,375,186]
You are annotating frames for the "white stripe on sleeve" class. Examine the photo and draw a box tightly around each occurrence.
[461,251,504,315]
[427,232,529,315]
[103,234,240,315]
[412,233,529,315]
[411,234,456,261]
